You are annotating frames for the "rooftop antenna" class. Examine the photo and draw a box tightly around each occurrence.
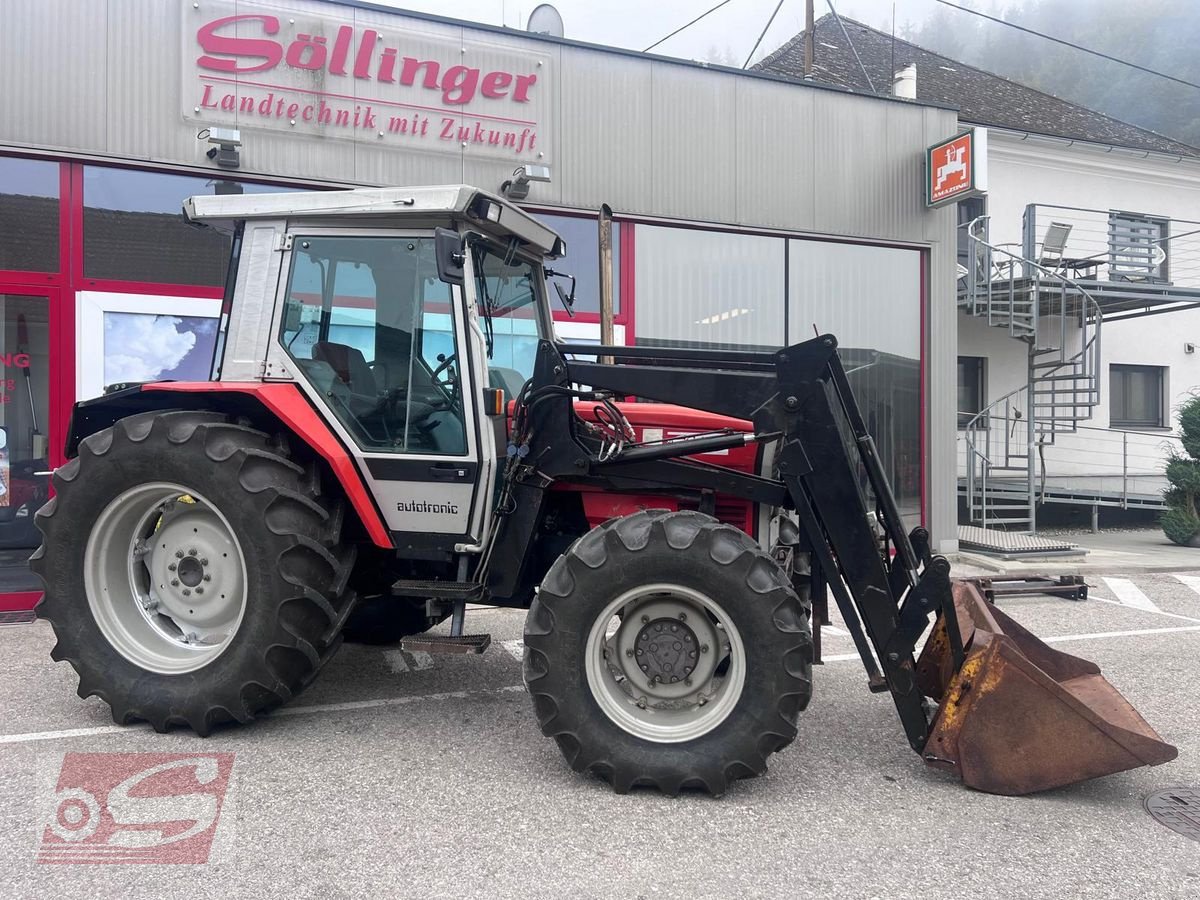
[526,3,565,37]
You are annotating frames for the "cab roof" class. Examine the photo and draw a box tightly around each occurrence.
[182,184,564,257]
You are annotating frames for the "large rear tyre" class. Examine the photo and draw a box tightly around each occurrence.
[523,510,813,795]
[32,411,357,735]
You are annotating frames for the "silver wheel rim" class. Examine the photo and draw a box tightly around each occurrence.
[584,583,746,743]
[83,482,248,674]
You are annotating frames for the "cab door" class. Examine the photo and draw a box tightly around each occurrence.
[270,232,489,545]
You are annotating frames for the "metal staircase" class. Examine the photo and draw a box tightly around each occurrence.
[959,217,1103,531]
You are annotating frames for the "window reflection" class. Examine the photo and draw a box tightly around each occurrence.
[0,156,59,272]
[530,213,621,315]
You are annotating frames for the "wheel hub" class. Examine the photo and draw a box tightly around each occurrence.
[634,617,699,684]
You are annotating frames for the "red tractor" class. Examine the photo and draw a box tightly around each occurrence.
[33,186,1175,795]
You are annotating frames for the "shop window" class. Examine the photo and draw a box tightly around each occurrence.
[0,296,49,560]
[0,156,59,273]
[1110,364,1165,428]
[957,356,986,428]
[530,213,621,316]
[83,167,305,286]
[788,239,923,526]
[634,226,784,349]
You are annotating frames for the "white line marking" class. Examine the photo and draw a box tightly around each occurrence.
[1102,577,1161,613]
[382,648,409,673]
[408,651,435,670]
[500,639,525,661]
[822,626,849,637]
[1171,574,1200,598]
[1091,597,1200,624]
[0,685,528,746]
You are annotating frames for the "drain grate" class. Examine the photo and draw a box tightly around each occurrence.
[0,610,36,626]
[1145,787,1200,842]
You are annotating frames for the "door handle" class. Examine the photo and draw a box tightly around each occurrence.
[428,465,469,481]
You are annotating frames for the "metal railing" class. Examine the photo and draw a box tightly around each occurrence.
[961,414,1182,526]
[1022,204,1200,295]
[960,217,1105,530]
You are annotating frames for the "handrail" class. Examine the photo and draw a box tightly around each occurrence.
[958,216,1105,531]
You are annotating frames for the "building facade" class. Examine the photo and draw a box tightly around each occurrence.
[760,15,1200,534]
[0,0,960,607]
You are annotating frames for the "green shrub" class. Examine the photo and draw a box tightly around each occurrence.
[1162,394,1200,546]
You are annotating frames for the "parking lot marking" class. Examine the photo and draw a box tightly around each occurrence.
[408,651,435,670]
[822,625,849,637]
[1102,577,1161,613]
[500,639,525,661]
[1171,573,1200,599]
[1092,597,1200,624]
[0,686,526,747]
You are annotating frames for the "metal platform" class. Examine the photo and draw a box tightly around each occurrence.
[958,525,1086,558]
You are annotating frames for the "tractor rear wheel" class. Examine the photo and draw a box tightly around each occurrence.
[32,410,356,735]
[523,509,813,795]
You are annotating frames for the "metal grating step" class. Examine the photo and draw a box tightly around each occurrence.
[958,525,1086,558]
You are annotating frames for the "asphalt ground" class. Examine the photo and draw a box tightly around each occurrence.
[1,572,1199,899]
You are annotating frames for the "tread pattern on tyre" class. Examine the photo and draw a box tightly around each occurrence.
[32,410,357,735]
[523,509,813,796]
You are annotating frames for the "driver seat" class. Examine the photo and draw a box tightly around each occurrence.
[312,341,381,419]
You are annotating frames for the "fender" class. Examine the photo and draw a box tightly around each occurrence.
[66,382,392,549]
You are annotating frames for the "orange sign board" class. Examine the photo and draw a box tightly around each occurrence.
[926,129,986,207]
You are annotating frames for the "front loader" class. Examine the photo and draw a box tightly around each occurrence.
[32,185,1176,796]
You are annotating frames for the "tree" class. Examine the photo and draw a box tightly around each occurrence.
[1161,394,1200,546]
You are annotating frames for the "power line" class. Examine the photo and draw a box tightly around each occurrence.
[744,0,787,68]
[827,0,876,93]
[934,0,1200,92]
[643,0,737,53]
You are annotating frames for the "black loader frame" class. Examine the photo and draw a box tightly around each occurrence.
[489,332,953,757]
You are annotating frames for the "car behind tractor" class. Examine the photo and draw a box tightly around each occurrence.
[32,185,1176,795]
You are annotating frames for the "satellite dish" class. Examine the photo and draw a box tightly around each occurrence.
[527,4,564,37]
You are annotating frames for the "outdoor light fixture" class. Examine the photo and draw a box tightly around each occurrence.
[500,163,551,201]
[200,127,242,169]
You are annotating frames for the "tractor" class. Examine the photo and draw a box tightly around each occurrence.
[33,185,1176,796]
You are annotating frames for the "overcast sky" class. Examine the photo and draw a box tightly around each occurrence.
[372,0,949,66]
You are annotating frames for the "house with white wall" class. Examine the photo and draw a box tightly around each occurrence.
[760,15,1200,535]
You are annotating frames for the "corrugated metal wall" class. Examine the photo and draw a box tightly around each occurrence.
[0,0,960,548]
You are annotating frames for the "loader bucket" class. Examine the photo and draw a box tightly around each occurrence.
[915,580,1177,795]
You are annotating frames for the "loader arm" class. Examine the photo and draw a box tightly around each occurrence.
[488,333,1176,794]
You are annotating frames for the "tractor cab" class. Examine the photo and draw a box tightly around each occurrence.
[183,185,562,546]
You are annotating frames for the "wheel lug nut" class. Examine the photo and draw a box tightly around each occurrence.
[175,550,184,559]
[188,548,198,556]
[640,663,648,672]
[196,587,204,595]
[700,644,709,653]
[636,648,643,656]
[200,558,209,566]
[641,615,649,624]
[670,625,677,632]
[625,648,633,657]
[168,563,177,572]
[670,676,679,683]
[679,612,687,621]
[685,678,692,687]
[182,588,191,596]
[170,579,180,587]
[203,574,212,582]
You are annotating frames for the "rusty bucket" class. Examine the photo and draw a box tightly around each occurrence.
[916,580,1177,795]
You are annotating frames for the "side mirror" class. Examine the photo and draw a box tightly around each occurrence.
[435,227,465,286]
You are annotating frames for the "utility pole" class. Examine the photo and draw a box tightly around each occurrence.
[803,0,814,78]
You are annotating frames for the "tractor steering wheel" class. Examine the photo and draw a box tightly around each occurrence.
[431,353,458,388]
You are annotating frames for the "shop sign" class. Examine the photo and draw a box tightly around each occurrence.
[925,128,987,207]
[184,2,551,162]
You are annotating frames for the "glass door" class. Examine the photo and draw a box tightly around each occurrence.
[0,291,52,600]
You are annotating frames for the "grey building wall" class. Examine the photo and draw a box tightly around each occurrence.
[0,0,959,549]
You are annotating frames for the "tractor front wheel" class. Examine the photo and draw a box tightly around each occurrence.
[32,411,356,734]
[523,509,813,795]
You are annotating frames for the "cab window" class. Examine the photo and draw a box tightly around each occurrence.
[471,240,545,398]
[280,236,468,455]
